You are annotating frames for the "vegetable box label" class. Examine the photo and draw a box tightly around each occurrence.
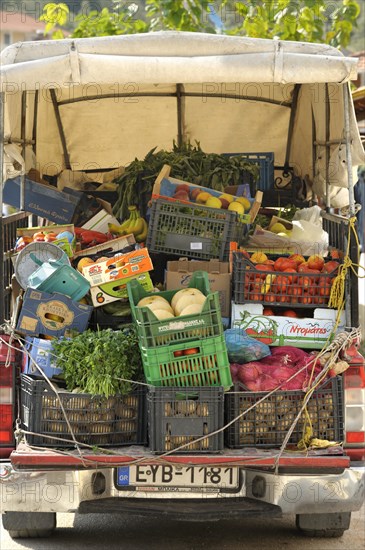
[16,289,93,337]
[231,303,345,349]
[82,248,153,286]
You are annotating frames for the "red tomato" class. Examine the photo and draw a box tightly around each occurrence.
[323,261,339,273]
[173,350,184,357]
[183,348,199,356]
[307,254,325,271]
[288,254,306,266]
[263,308,274,315]
[282,310,298,318]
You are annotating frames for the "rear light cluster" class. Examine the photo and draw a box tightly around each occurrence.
[0,335,20,458]
[343,352,365,461]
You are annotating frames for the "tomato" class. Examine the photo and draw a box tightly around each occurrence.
[307,254,325,271]
[174,350,184,357]
[263,259,275,266]
[283,268,298,283]
[323,261,339,273]
[288,254,305,266]
[272,275,289,294]
[330,249,340,260]
[282,310,298,318]
[263,308,274,315]
[274,257,297,272]
[183,348,199,356]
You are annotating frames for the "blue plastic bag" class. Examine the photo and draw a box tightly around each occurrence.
[224,328,271,363]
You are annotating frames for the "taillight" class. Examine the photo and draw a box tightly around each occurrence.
[343,358,365,460]
[0,335,18,458]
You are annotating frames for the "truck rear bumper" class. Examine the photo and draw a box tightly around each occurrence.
[1,464,364,517]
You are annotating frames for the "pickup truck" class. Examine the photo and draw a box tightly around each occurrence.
[0,31,364,539]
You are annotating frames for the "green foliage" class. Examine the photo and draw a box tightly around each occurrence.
[40,0,361,49]
[52,327,143,397]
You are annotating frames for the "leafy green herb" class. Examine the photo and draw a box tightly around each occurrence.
[52,327,143,397]
[113,141,259,221]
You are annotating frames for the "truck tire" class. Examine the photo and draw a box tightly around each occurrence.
[2,512,56,539]
[296,512,351,538]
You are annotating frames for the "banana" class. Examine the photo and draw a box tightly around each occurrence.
[135,218,148,243]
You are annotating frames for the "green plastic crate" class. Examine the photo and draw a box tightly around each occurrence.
[127,271,224,347]
[140,334,232,390]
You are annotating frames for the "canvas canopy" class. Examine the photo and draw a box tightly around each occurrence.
[1,31,364,206]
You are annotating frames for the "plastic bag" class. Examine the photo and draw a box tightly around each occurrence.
[224,328,271,364]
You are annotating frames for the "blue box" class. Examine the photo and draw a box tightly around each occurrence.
[16,289,93,338]
[23,337,62,378]
[3,176,82,224]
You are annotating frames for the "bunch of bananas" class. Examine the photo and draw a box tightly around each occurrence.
[108,206,148,243]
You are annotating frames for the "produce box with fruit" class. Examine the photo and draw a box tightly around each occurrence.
[16,224,76,257]
[232,251,340,307]
[127,271,224,347]
[231,303,346,349]
[152,164,261,222]
[90,271,154,307]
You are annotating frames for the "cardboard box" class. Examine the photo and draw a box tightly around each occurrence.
[90,272,154,307]
[16,289,93,338]
[72,234,136,260]
[82,248,153,286]
[165,258,231,317]
[22,337,62,378]
[16,224,76,257]
[3,176,82,224]
[81,199,120,234]
[231,303,345,349]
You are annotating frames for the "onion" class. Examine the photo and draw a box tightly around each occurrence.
[272,366,296,382]
[244,378,262,392]
[238,363,260,382]
[230,363,241,382]
[260,374,278,391]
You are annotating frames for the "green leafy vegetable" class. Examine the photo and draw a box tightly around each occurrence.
[52,327,143,397]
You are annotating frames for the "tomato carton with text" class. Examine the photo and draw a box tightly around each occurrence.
[231,302,345,349]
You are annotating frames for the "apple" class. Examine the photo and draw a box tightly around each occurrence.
[190,188,201,201]
[32,231,45,242]
[175,183,190,194]
[219,198,230,209]
[173,190,190,201]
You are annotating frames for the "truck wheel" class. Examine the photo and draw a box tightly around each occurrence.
[2,512,56,539]
[296,512,351,538]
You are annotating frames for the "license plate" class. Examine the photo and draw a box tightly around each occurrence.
[116,464,239,489]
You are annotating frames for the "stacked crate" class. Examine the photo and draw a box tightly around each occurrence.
[127,271,231,453]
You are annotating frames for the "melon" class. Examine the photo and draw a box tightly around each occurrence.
[145,300,174,315]
[179,303,204,317]
[171,288,205,311]
[174,293,206,316]
[137,295,170,308]
[150,309,175,321]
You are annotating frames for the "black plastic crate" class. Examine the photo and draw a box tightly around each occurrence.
[20,374,147,448]
[88,308,133,331]
[225,377,343,448]
[146,198,237,261]
[232,251,337,307]
[225,152,274,193]
[148,386,224,454]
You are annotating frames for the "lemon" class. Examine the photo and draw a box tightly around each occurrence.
[205,197,222,209]
[234,197,251,211]
[270,222,288,234]
[228,201,245,214]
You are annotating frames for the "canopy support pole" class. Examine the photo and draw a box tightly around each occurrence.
[344,84,355,218]
[32,91,39,156]
[176,84,183,147]
[20,92,26,211]
[50,89,71,170]
[0,91,5,324]
[325,84,331,211]
[283,84,300,174]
